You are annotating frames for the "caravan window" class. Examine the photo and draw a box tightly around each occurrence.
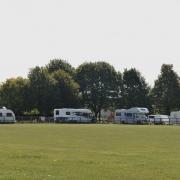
[55,110,59,115]
[66,112,71,115]
[116,112,121,116]
[73,112,81,116]
[82,113,88,117]
[73,112,89,117]
[0,113,2,117]
[149,115,155,119]
[7,113,13,117]
[126,113,132,117]
[89,113,94,117]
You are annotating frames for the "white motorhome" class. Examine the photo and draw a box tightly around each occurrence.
[114,109,127,123]
[114,107,149,124]
[170,111,180,124]
[54,108,96,123]
[0,107,16,123]
[148,115,169,124]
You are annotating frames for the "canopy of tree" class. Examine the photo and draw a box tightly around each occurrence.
[122,68,151,109]
[0,59,179,117]
[76,62,119,120]
[151,64,180,114]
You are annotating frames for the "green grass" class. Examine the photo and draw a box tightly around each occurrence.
[0,124,180,180]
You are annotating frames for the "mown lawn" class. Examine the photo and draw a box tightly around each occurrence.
[0,124,180,180]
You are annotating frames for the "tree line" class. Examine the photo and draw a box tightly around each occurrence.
[0,59,180,119]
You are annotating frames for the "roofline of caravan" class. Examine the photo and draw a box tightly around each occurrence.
[115,107,149,114]
[54,108,92,112]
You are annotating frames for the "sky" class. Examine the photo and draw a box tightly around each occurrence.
[0,0,180,85]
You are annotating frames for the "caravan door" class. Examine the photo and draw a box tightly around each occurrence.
[5,112,15,123]
[0,112,4,122]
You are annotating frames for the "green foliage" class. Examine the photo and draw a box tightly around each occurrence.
[28,66,54,115]
[51,70,80,108]
[114,71,123,109]
[27,66,80,115]
[0,77,29,115]
[24,108,40,116]
[1,60,180,116]
[151,64,180,114]
[122,68,151,109]
[46,59,75,76]
[76,61,118,120]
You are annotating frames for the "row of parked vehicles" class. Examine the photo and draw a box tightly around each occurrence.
[114,108,180,124]
[53,108,151,124]
[54,107,180,124]
[1,106,180,124]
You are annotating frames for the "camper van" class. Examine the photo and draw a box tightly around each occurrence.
[114,109,127,123]
[148,115,169,124]
[0,107,16,123]
[54,108,96,123]
[114,107,149,124]
[170,111,180,124]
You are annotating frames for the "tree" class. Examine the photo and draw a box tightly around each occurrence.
[46,59,75,76]
[0,77,29,115]
[122,68,151,109]
[76,62,118,121]
[51,70,80,108]
[151,64,180,114]
[114,72,124,109]
[28,66,54,115]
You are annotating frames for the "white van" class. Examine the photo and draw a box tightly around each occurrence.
[0,107,16,123]
[148,115,169,124]
[114,107,149,124]
[125,107,149,124]
[54,108,96,123]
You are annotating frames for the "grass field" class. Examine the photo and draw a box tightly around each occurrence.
[0,124,180,180]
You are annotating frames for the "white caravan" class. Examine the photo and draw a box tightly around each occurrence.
[114,109,127,123]
[54,108,96,123]
[114,107,149,124]
[148,115,169,124]
[170,111,180,124]
[0,107,16,123]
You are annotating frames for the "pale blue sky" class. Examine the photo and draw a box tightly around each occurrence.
[0,0,180,85]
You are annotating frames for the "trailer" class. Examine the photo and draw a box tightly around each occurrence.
[114,107,149,124]
[54,108,96,123]
[0,107,16,123]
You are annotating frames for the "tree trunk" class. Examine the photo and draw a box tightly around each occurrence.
[94,111,98,123]
[98,110,101,123]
